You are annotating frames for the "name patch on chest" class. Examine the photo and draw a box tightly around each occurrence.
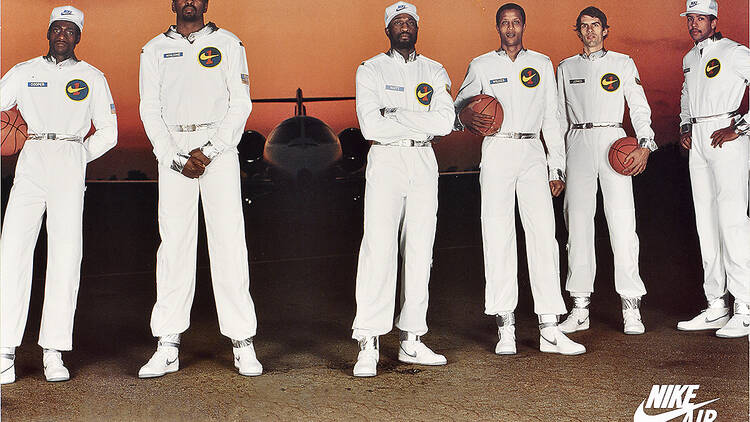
[27,82,48,87]
[385,84,405,92]
[490,78,508,84]
[163,52,183,59]
[569,78,585,84]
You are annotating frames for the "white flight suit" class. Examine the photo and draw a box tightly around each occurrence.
[680,35,750,305]
[557,50,656,299]
[351,50,454,340]
[0,56,117,350]
[455,49,567,316]
[139,23,257,340]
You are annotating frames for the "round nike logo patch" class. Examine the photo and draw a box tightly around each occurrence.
[705,58,720,78]
[415,82,433,106]
[520,67,540,88]
[600,73,620,92]
[65,79,89,101]
[198,47,222,68]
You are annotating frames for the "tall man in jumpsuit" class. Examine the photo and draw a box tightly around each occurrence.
[556,7,658,336]
[351,1,454,377]
[676,0,750,338]
[0,5,117,384]
[455,3,585,355]
[138,0,262,377]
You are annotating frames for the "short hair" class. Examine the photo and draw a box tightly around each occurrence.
[496,3,526,26]
[575,6,610,35]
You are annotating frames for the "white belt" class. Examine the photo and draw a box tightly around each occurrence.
[493,132,537,139]
[27,133,83,143]
[690,111,739,124]
[372,139,431,147]
[167,122,219,132]
[570,122,623,129]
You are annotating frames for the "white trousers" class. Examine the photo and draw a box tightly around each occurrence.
[563,127,646,298]
[352,145,438,340]
[0,140,86,350]
[151,151,257,340]
[479,138,566,316]
[689,120,750,304]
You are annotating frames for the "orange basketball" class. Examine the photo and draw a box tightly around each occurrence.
[459,94,504,136]
[1,108,28,156]
[608,137,639,175]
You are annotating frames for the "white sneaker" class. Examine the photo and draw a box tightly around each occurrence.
[559,308,590,334]
[1,351,15,385]
[716,314,750,338]
[623,309,645,335]
[495,325,517,355]
[233,345,262,376]
[398,340,447,366]
[138,346,179,378]
[353,349,378,377]
[539,326,586,355]
[677,308,730,331]
[43,350,70,382]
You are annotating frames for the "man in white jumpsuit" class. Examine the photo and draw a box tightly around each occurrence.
[351,1,454,377]
[455,3,585,356]
[0,6,117,384]
[556,7,658,336]
[676,0,750,338]
[138,0,262,377]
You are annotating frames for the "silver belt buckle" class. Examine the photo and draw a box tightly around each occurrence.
[185,124,197,132]
[48,133,57,140]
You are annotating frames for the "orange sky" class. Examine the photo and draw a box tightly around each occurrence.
[2,0,749,178]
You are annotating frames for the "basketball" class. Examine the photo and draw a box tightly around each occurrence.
[608,137,639,175]
[459,94,503,136]
[1,108,28,156]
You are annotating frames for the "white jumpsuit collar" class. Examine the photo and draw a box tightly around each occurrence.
[43,55,79,67]
[579,48,607,61]
[164,21,218,43]
[386,48,418,63]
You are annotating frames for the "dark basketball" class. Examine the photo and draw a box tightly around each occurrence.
[459,94,504,137]
[608,137,639,175]
[1,108,28,156]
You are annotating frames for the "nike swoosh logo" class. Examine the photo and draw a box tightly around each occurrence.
[706,64,719,73]
[541,335,557,346]
[400,345,417,358]
[200,53,219,61]
[633,399,718,422]
[522,74,536,83]
[416,89,432,99]
[1,364,13,374]
[577,317,588,325]
[705,313,729,323]
[67,86,85,94]
[601,79,618,86]
[166,357,177,366]
[744,322,749,327]
[235,356,241,362]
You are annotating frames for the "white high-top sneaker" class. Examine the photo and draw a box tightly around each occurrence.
[43,349,70,382]
[495,313,516,355]
[539,316,586,356]
[138,334,180,379]
[559,295,590,334]
[677,296,730,331]
[353,336,378,377]
[232,338,262,376]
[398,332,447,366]
[622,296,645,335]
[716,302,750,338]
[1,348,16,385]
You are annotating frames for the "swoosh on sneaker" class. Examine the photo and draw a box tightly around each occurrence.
[166,357,177,366]
[1,364,13,374]
[743,321,749,327]
[577,317,589,325]
[400,345,417,358]
[540,335,557,346]
[633,398,718,422]
[705,313,729,323]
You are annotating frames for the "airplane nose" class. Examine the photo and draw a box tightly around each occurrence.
[288,137,318,148]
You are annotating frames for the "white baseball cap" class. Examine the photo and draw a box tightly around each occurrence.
[385,1,419,27]
[49,5,84,33]
[680,0,718,17]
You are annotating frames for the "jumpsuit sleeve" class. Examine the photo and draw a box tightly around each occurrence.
[540,59,566,182]
[731,44,750,134]
[0,65,20,112]
[355,63,420,140]
[84,72,118,162]
[623,58,657,151]
[556,63,569,142]
[453,61,484,131]
[679,55,692,132]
